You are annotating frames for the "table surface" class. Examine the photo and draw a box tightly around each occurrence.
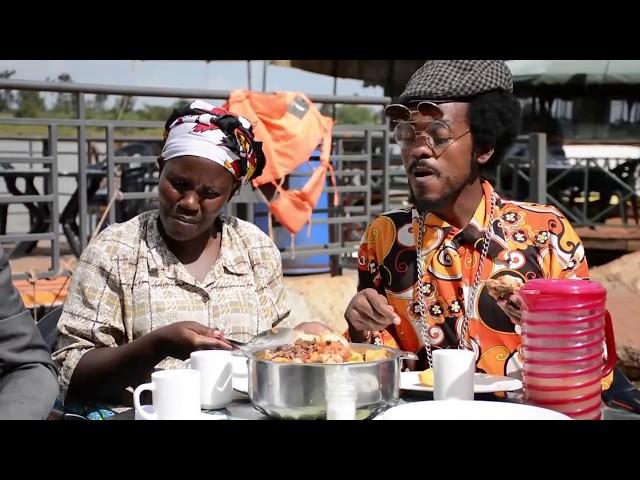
[107,389,640,421]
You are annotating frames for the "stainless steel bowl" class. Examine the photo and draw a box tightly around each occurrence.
[243,343,417,420]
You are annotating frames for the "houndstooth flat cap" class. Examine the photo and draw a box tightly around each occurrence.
[399,60,513,103]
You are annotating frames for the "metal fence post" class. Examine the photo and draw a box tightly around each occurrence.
[382,117,390,213]
[49,124,59,275]
[330,137,343,276]
[77,92,88,251]
[106,125,116,225]
[529,132,547,204]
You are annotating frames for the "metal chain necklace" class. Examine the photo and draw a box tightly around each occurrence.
[414,192,497,369]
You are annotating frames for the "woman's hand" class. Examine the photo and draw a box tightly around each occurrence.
[150,321,232,359]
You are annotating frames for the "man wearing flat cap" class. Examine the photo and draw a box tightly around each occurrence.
[344,60,590,379]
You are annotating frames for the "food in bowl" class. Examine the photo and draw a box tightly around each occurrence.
[259,333,390,364]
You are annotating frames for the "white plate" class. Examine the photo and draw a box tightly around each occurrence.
[400,371,522,394]
[134,405,227,420]
[375,400,571,420]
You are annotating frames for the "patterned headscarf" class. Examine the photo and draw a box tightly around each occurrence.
[161,99,265,183]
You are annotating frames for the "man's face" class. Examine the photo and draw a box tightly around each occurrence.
[397,102,476,213]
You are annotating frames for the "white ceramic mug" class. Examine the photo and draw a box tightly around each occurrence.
[185,350,233,410]
[133,369,201,420]
[230,353,248,379]
[433,349,475,401]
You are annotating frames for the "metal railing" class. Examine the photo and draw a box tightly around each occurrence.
[496,133,640,227]
[2,79,638,280]
[0,125,60,278]
[0,79,391,279]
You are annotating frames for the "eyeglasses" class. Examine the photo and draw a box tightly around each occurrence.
[385,101,470,158]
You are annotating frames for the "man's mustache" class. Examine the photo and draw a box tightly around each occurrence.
[408,158,441,177]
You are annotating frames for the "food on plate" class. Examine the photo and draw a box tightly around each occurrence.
[418,368,434,387]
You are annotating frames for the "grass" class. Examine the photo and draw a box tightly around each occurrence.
[0,124,164,139]
[0,110,164,139]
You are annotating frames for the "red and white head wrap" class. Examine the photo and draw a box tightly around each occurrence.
[161,99,264,183]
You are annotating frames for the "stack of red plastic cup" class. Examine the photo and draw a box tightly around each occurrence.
[519,279,617,420]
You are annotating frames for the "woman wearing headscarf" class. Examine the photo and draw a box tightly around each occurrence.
[53,100,291,409]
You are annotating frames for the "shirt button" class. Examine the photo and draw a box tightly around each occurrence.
[201,293,210,303]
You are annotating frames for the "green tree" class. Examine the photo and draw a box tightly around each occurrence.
[139,104,173,121]
[15,91,45,118]
[94,93,108,112]
[0,69,16,111]
[113,96,136,120]
[51,73,76,115]
[170,99,190,111]
[335,105,376,125]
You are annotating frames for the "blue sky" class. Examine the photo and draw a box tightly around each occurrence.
[0,60,385,108]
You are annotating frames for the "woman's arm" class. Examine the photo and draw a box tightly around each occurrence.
[54,239,230,404]
[67,321,228,403]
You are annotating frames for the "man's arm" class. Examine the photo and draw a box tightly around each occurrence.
[0,246,58,419]
[497,211,591,324]
[345,220,400,344]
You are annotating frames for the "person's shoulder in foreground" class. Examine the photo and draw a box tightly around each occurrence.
[0,245,58,419]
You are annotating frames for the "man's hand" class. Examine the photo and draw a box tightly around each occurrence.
[497,294,522,326]
[293,322,334,336]
[344,289,400,340]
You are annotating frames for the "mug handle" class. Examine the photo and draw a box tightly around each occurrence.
[602,310,617,378]
[218,367,233,392]
[133,382,157,420]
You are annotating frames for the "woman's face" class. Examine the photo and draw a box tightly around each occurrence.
[157,155,240,242]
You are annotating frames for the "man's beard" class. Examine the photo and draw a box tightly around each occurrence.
[410,184,462,214]
[408,160,479,214]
